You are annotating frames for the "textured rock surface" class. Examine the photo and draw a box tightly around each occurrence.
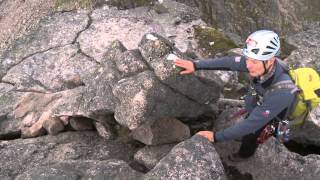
[176,0,320,38]
[0,0,55,54]
[134,143,176,170]
[0,131,141,179]
[0,1,319,179]
[286,23,320,71]
[144,135,227,179]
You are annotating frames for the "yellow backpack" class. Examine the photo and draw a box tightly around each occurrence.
[288,68,320,126]
[275,60,320,126]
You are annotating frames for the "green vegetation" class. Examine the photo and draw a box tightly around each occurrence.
[107,0,154,10]
[54,0,105,11]
[193,25,238,57]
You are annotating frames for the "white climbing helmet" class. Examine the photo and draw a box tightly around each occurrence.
[243,30,280,61]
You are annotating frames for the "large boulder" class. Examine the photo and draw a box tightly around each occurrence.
[0,11,89,78]
[134,143,176,170]
[0,131,140,178]
[0,0,55,54]
[2,44,98,93]
[286,23,320,71]
[78,1,204,62]
[144,135,227,179]
[113,70,209,130]
[138,33,221,104]
[227,138,320,180]
[0,83,22,135]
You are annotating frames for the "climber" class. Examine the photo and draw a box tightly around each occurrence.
[175,30,297,161]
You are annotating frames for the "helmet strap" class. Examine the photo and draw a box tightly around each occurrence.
[262,61,269,76]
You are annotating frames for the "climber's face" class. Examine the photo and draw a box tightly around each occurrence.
[246,57,275,77]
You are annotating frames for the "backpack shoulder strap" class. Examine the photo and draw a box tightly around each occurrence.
[276,59,290,72]
[265,80,299,123]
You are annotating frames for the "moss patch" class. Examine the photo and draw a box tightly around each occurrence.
[107,0,155,10]
[54,0,106,11]
[193,25,238,57]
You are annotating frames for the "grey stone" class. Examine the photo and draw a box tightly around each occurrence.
[85,159,143,180]
[286,23,320,71]
[113,71,208,130]
[176,0,320,38]
[132,118,190,145]
[2,45,98,93]
[15,166,80,180]
[0,131,139,177]
[94,121,115,140]
[134,143,176,170]
[0,11,89,78]
[144,135,227,180]
[138,33,222,104]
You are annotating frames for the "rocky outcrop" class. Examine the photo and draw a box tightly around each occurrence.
[144,135,227,179]
[285,22,320,71]
[134,143,176,170]
[1,2,225,138]
[0,131,141,179]
[0,1,319,179]
[0,0,55,54]
[176,0,320,39]
[0,11,90,79]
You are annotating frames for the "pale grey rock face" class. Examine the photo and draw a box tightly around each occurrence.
[0,131,140,179]
[175,0,320,38]
[113,70,210,130]
[234,138,320,180]
[2,44,98,93]
[0,1,319,179]
[144,135,227,180]
[134,143,176,170]
[0,11,89,78]
[286,23,320,71]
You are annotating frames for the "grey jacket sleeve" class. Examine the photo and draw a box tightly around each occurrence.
[194,56,248,72]
[214,90,295,142]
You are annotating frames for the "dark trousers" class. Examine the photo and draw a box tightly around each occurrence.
[238,126,265,158]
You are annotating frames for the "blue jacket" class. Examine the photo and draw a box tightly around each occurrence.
[194,56,296,142]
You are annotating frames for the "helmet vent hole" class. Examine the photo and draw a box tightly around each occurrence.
[266,45,276,50]
[270,40,277,47]
[273,37,279,43]
[262,51,272,55]
[251,48,260,54]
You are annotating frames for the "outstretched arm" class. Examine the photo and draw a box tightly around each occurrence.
[175,56,248,74]
[196,90,295,142]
